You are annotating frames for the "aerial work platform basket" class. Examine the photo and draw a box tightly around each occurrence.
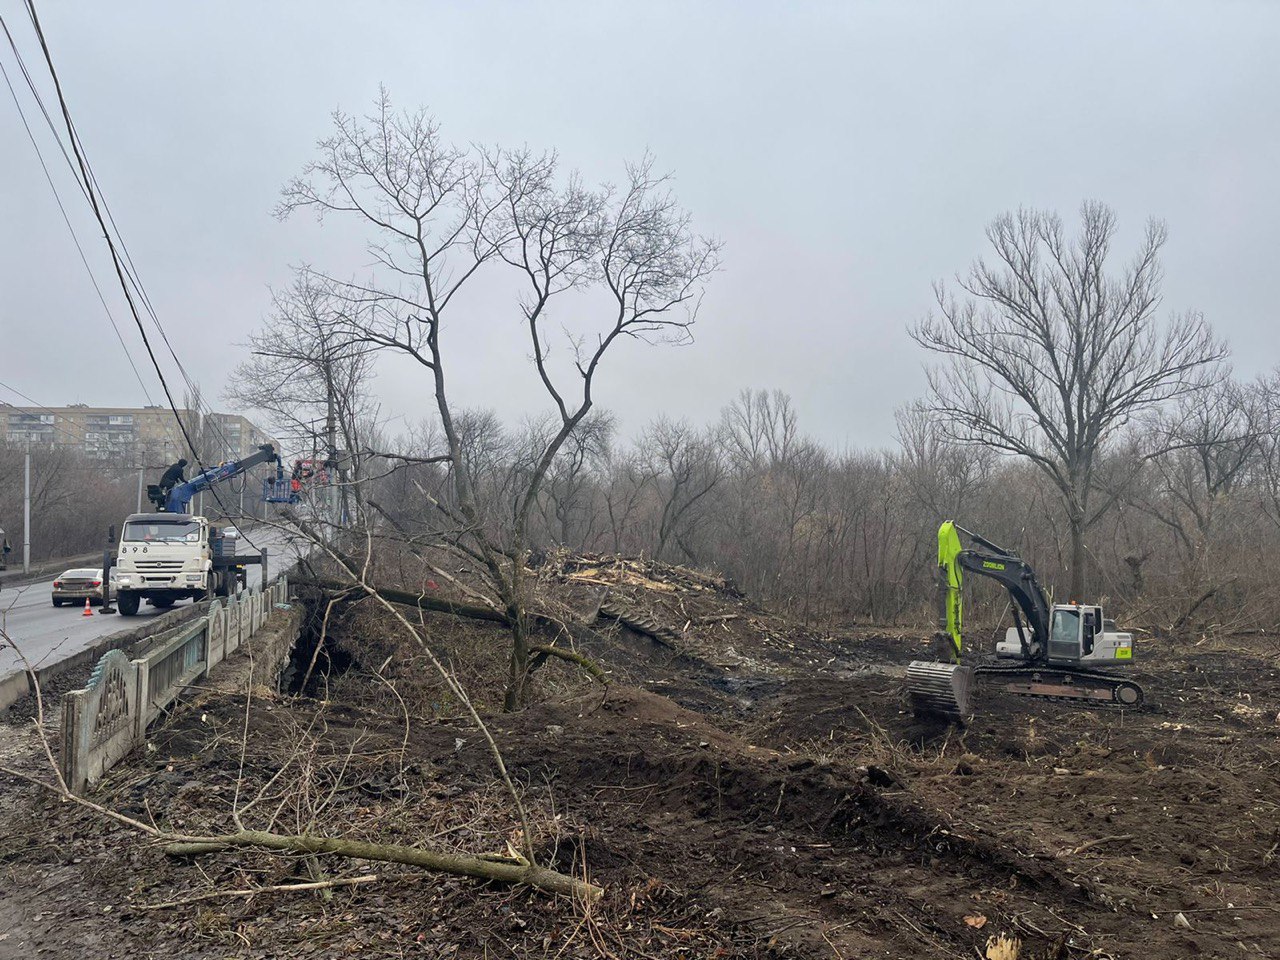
[262,478,300,504]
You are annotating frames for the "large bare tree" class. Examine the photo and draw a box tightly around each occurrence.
[912,202,1224,598]
[277,91,719,708]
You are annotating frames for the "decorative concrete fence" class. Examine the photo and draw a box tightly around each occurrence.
[61,576,291,793]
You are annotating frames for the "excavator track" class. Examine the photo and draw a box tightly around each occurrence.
[974,662,1144,708]
[907,660,1143,723]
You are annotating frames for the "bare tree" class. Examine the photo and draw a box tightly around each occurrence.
[228,274,376,464]
[1140,377,1262,553]
[718,388,799,473]
[277,90,719,708]
[1256,368,1280,533]
[912,202,1225,598]
[536,410,614,548]
[893,401,994,521]
[641,417,725,562]
[601,447,658,554]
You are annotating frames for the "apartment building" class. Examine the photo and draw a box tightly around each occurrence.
[0,404,277,465]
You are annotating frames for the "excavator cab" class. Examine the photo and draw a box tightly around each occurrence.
[1005,603,1131,665]
[1048,605,1088,661]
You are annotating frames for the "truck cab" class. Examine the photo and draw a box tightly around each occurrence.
[111,513,214,615]
[997,603,1134,665]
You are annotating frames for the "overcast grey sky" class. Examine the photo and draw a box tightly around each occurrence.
[2,1,1277,451]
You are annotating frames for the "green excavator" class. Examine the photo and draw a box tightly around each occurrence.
[905,521,1143,722]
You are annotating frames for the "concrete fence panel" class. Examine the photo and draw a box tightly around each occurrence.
[61,650,141,794]
[142,618,207,726]
[226,595,242,654]
[61,565,305,794]
[205,600,226,674]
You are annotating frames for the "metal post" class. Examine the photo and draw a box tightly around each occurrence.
[260,548,268,591]
[323,355,343,532]
[23,451,31,573]
[136,467,144,512]
[100,546,115,614]
[198,491,204,517]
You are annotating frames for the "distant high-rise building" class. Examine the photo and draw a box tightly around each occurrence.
[0,404,277,466]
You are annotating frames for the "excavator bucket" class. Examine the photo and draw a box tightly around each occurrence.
[906,661,974,723]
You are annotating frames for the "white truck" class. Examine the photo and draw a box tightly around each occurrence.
[109,444,288,616]
[111,513,254,615]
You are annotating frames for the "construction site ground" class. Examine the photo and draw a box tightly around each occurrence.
[1,555,1277,959]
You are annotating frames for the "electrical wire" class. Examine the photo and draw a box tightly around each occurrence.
[21,0,268,555]
[0,46,155,406]
[0,15,87,203]
[4,9,242,465]
[0,381,103,447]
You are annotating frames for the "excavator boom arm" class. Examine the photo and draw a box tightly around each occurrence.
[936,521,1052,663]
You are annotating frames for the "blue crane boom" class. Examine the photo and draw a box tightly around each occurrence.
[149,444,288,513]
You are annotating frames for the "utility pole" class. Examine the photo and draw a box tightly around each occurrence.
[23,450,31,573]
[136,466,144,512]
[322,356,341,532]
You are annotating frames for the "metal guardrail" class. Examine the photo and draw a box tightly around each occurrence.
[60,576,291,793]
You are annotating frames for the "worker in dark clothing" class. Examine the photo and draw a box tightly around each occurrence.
[158,458,188,495]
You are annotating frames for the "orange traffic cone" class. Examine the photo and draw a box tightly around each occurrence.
[82,597,94,617]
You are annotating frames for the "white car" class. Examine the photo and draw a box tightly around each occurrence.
[53,568,104,607]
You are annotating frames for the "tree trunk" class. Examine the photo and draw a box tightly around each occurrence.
[503,611,530,711]
[1068,513,1087,601]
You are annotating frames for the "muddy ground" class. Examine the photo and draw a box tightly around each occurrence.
[1,558,1278,959]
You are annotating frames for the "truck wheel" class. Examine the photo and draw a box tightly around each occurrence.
[51,598,63,607]
[117,591,141,617]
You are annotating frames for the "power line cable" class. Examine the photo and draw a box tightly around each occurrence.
[4,11,239,463]
[0,14,88,202]
[0,49,155,406]
[22,0,268,552]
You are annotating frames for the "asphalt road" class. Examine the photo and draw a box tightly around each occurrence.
[0,525,305,680]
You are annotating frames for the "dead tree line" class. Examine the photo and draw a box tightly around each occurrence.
[363,373,1280,635]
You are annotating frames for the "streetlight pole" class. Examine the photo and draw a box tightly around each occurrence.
[22,449,31,573]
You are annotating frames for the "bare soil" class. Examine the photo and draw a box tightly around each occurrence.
[1,560,1278,959]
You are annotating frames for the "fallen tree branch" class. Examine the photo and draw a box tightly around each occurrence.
[306,577,508,624]
[529,644,609,685]
[164,828,600,900]
[1054,834,1134,859]
[137,874,380,909]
